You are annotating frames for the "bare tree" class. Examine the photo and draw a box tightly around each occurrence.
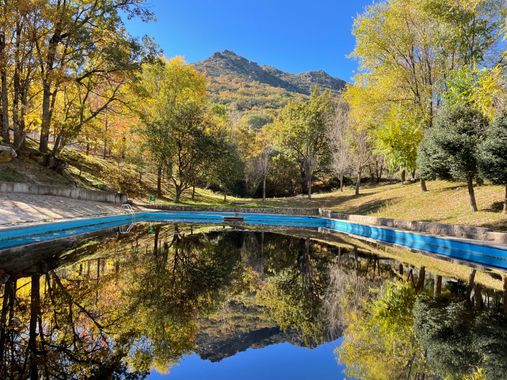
[349,127,373,196]
[328,101,352,192]
[255,144,273,201]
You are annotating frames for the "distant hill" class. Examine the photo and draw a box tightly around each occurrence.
[194,50,346,112]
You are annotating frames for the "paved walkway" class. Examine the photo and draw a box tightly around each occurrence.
[0,193,123,227]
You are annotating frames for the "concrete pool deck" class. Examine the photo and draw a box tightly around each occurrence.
[0,193,124,227]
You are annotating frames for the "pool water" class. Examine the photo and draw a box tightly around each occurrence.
[0,223,505,379]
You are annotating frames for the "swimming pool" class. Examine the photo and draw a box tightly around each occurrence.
[1,211,506,269]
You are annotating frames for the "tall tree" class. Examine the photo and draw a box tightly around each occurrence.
[35,0,153,154]
[138,57,220,202]
[271,88,334,199]
[479,112,507,213]
[328,100,352,192]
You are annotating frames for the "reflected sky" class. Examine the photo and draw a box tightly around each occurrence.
[150,339,349,380]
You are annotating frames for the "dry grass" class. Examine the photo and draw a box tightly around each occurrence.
[245,180,506,231]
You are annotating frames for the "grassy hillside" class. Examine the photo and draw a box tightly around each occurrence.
[248,181,506,231]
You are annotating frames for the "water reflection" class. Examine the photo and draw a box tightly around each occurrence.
[0,224,505,379]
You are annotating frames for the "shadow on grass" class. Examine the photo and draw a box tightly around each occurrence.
[342,198,398,215]
[480,219,507,232]
[484,201,504,213]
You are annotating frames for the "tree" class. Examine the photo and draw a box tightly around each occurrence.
[35,0,154,155]
[414,296,507,379]
[338,280,425,380]
[348,0,505,192]
[252,130,273,201]
[444,66,506,121]
[349,126,373,196]
[479,112,507,213]
[271,88,334,199]
[137,57,209,201]
[418,105,488,212]
[328,100,352,192]
[207,135,244,202]
[374,104,423,182]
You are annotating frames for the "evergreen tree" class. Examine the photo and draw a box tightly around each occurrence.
[479,112,507,213]
[418,106,488,212]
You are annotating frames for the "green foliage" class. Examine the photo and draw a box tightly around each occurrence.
[270,88,334,197]
[266,152,301,196]
[207,137,245,198]
[418,105,488,181]
[444,66,506,120]
[374,105,423,172]
[479,112,507,185]
[138,57,240,201]
[338,280,424,380]
[414,296,507,380]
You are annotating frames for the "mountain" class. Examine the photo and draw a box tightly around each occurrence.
[194,300,305,362]
[194,50,346,112]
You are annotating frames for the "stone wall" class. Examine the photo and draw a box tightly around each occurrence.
[0,182,128,204]
[319,209,507,245]
[140,204,320,216]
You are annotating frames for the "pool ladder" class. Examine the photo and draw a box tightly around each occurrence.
[119,203,136,234]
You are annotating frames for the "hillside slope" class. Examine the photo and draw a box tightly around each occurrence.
[194,50,346,111]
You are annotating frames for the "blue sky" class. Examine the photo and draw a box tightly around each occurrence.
[124,0,375,82]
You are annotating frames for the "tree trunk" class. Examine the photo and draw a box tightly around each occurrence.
[503,275,507,316]
[503,184,507,214]
[12,21,23,151]
[434,275,442,297]
[102,114,108,158]
[157,166,162,198]
[467,175,478,212]
[0,279,14,365]
[307,177,312,199]
[39,80,52,153]
[262,175,266,202]
[401,169,406,183]
[339,173,344,192]
[474,284,483,308]
[39,27,61,154]
[467,269,476,301]
[0,31,8,145]
[415,266,426,293]
[175,186,182,203]
[300,167,307,195]
[355,168,361,196]
[28,274,40,380]
[192,185,196,200]
[420,178,428,192]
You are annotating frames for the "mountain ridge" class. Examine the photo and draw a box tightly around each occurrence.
[193,50,346,111]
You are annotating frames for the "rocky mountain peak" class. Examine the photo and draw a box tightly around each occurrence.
[194,51,346,96]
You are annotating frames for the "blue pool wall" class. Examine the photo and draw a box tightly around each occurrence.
[0,211,506,269]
